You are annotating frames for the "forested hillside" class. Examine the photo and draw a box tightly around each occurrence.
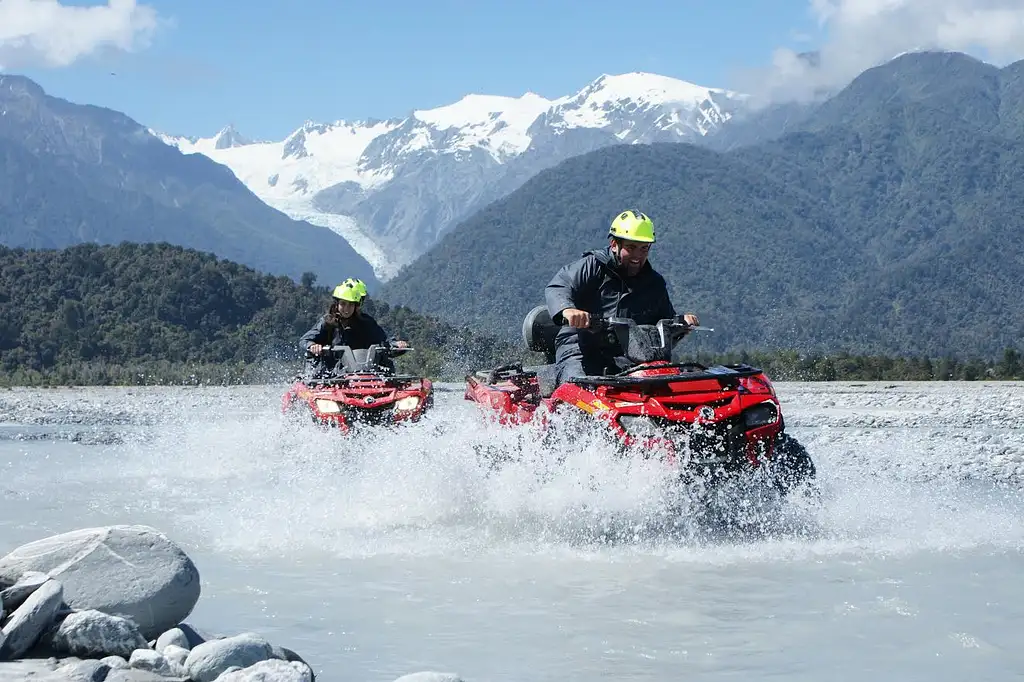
[0,243,510,385]
[0,242,1016,386]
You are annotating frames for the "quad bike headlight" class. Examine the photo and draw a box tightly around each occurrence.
[618,415,662,438]
[395,396,421,412]
[743,401,779,429]
[315,399,342,414]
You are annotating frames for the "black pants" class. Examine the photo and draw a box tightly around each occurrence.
[553,338,614,387]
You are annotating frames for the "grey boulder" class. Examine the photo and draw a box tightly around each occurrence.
[0,578,63,659]
[0,525,201,639]
[129,648,174,676]
[0,571,50,611]
[183,632,274,682]
[216,659,314,682]
[155,627,189,652]
[49,609,149,659]
[57,658,112,681]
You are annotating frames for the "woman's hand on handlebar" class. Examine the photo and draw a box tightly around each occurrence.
[308,343,324,355]
[682,312,700,326]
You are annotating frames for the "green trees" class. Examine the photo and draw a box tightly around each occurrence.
[0,242,515,386]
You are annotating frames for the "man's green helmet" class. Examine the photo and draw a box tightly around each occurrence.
[332,278,363,303]
[609,209,656,243]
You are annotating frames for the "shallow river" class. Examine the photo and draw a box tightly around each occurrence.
[1,381,1023,681]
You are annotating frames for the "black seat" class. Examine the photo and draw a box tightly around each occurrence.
[522,305,559,364]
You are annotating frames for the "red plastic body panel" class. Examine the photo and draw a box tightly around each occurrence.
[464,360,786,470]
[283,373,434,434]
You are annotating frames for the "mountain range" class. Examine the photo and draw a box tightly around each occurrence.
[3,49,1023,360]
[380,51,1024,359]
[156,73,749,278]
[0,74,378,288]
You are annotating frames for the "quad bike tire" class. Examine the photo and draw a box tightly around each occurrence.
[770,431,817,495]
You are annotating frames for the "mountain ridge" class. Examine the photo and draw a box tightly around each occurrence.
[0,73,379,289]
[377,51,1024,360]
[156,71,747,277]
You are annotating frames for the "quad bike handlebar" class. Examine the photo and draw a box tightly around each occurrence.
[302,342,415,380]
[308,342,415,358]
[561,314,714,364]
[563,314,715,334]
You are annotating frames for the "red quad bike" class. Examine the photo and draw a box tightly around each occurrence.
[282,343,434,434]
[463,306,815,493]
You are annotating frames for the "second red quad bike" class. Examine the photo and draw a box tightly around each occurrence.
[464,306,815,493]
[282,343,434,434]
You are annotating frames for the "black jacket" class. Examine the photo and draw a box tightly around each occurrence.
[299,313,389,354]
[545,246,676,362]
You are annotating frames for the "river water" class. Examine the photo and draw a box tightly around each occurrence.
[1,381,1023,681]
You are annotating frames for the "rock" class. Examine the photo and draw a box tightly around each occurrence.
[183,632,274,682]
[269,645,315,681]
[0,578,63,659]
[155,627,189,652]
[0,571,50,611]
[129,649,173,676]
[393,674,465,682]
[161,644,189,675]
[50,609,149,659]
[101,655,130,669]
[57,658,111,681]
[0,525,201,639]
[0,658,65,682]
[216,659,314,682]
[176,622,216,649]
[104,669,189,681]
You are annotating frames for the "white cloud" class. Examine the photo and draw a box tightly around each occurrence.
[740,0,1024,105]
[0,0,161,70]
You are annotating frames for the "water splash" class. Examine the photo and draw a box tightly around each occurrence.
[3,383,1024,564]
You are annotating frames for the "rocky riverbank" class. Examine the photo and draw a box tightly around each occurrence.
[0,525,464,681]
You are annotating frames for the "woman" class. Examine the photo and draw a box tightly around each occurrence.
[299,278,407,374]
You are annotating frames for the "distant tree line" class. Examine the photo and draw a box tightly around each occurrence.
[0,242,1018,387]
[685,348,1022,382]
[0,242,512,386]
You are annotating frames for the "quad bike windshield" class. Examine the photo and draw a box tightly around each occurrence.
[305,343,413,381]
[587,316,710,366]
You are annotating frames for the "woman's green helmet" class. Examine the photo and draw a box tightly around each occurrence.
[332,278,364,303]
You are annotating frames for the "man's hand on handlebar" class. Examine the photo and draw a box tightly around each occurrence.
[561,309,700,330]
[308,343,324,355]
[393,340,410,349]
[562,308,591,328]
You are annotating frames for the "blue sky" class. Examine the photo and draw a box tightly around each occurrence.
[7,0,826,140]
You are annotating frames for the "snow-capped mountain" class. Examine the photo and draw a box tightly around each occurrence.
[156,72,747,279]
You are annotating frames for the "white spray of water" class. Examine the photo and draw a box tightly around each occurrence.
[1,383,1021,564]
[48,383,1018,566]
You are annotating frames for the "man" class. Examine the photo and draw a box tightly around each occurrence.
[544,209,700,386]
